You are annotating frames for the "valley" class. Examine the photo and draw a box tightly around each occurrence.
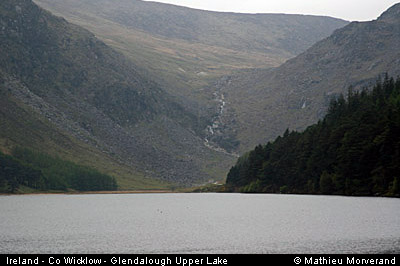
[1,0,399,193]
[28,0,347,187]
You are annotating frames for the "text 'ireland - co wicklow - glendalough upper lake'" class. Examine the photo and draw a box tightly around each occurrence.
[1,193,399,254]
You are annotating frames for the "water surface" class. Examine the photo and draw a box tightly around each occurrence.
[0,193,399,253]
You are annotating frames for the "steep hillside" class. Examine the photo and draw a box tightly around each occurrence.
[0,147,118,193]
[35,0,347,56]
[226,77,400,197]
[0,0,234,188]
[0,81,168,190]
[34,0,347,123]
[220,3,400,152]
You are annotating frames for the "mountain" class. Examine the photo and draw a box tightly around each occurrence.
[0,0,234,189]
[218,3,400,152]
[0,0,349,191]
[226,77,400,197]
[34,0,347,58]
[33,0,348,149]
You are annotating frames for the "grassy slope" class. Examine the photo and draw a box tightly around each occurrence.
[33,0,282,115]
[34,0,347,114]
[0,91,170,190]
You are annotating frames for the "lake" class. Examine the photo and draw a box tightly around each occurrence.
[0,193,399,253]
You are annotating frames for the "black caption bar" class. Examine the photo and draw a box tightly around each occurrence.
[1,254,398,266]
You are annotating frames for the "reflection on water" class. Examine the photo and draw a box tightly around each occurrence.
[0,193,399,253]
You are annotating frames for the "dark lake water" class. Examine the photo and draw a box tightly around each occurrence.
[0,193,399,253]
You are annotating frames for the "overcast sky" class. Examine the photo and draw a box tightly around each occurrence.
[143,0,399,21]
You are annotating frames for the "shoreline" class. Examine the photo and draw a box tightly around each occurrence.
[2,190,397,198]
[0,190,179,196]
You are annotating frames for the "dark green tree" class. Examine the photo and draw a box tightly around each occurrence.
[226,76,400,197]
